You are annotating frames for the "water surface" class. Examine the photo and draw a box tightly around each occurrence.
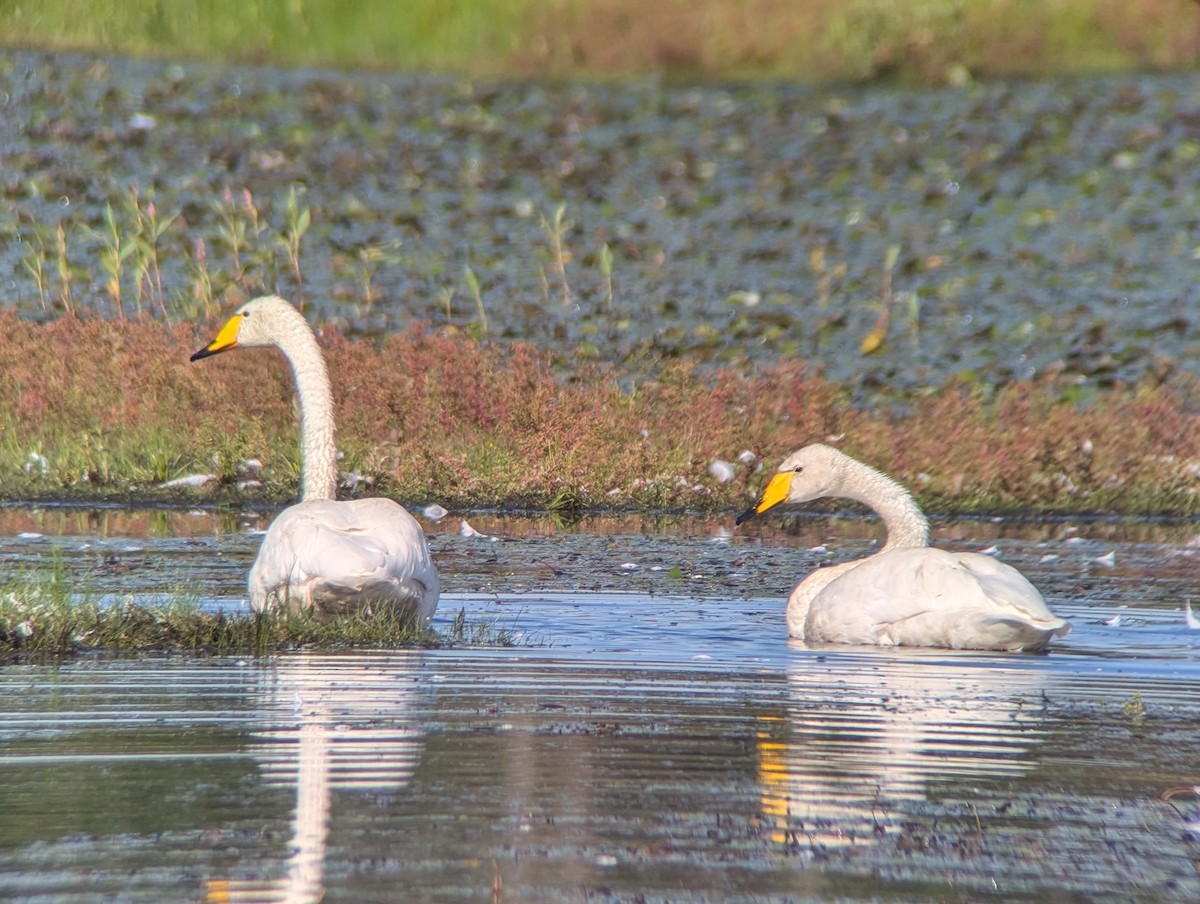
[2,510,1199,902]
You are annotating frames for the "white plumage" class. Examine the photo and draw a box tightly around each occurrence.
[737,443,1070,652]
[192,295,439,622]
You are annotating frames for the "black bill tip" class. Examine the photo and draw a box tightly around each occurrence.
[735,505,758,526]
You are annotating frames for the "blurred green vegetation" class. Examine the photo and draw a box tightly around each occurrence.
[0,0,534,72]
[1,0,1197,83]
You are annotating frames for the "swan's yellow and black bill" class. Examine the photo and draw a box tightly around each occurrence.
[735,470,793,525]
[190,313,244,361]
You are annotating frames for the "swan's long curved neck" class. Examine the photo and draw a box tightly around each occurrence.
[839,458,929,550]
[275,313,338,501]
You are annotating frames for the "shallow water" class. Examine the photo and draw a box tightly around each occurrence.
[2,509,1200,902]
[6,54,1200,400]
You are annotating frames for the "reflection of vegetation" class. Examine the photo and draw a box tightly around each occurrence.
[0,1,1195,83]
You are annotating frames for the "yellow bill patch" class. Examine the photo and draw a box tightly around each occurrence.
[736,469,794,525]
[755,470,794,514]
[190,312,244,361]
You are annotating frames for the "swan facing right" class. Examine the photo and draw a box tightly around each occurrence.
[737,443,1071,652]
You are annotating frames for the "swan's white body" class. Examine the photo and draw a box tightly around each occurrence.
[192,295,439,622]
[737,444,1070,652]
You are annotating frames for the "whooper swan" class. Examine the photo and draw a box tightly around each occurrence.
[736,444,1070,652]
[191,295,439,622]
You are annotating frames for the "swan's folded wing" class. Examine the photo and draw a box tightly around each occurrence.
[806,547,1069,650]
[249,499,439,619]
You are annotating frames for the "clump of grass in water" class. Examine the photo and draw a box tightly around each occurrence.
[0,565,447,655]
[446,606,518,646]
[1122,690,1146,728]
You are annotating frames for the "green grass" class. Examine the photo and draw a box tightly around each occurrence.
[0,559,517,655]
[0,0,535,73]
[1,0,1197,83]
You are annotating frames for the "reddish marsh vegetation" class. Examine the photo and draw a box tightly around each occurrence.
[2,309,1199,515]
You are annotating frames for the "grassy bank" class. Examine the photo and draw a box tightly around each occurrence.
[2,309,1199,517]
[1,0,1198,84]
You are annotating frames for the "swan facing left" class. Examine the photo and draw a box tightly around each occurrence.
[736,443,1070,652]
[191,295,439,623]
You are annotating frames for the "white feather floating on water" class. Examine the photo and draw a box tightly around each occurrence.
[158,474,217,489]
[708,460,735,483]
[1185,601,1200,630]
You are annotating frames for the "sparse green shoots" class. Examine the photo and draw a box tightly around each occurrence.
[356,242,404,316]
[437,285,455,322]
[183,237,216,319]
[599,241,614,309]
[19,225,50,313]
[93,202,139,317]
[860,243,902,355]
[53,221,74,314]
[462,264,488,337]
[541,202,574,307]
[128,186,179,317]
[280,184,311,299]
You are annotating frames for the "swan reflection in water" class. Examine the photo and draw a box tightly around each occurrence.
[206,651,430,903]
[757,648,1055,848]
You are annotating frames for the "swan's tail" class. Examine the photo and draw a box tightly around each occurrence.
[981,614,1071,653]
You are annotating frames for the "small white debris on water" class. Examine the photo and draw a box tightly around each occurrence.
[422,504,448,521]
[808,545,828,554]
[727,290,760,307]
[981,545,1000,556]
[158,474,216,489]
[709,460,735,483]
[459,519,482,538]
[1104,614,1122,626]
[1040,554,1060,563]
[17,532,43,540]
[1186,601,1200,630]
[1094,550,1116,567]
[620,563,638,570]
[595,855,618,867]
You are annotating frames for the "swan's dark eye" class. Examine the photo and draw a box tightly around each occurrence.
[794,466,804,473]
[242,310,251,319]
